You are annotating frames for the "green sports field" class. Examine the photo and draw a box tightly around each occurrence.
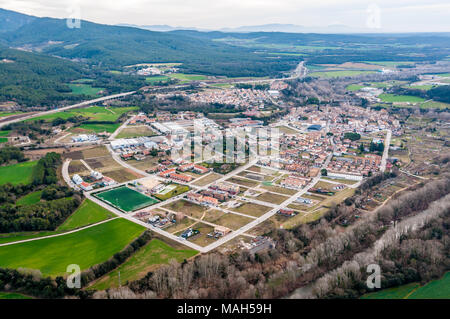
[0,161,37,185]
[95,186,159,212]
[0,218,145,277]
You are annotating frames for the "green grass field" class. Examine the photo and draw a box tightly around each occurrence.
[68,83,104,96]
[0,292,32,299]
[169,73,208,83]
[0,218,145,277]
[420,100,450,110]
[0,130,10,137]
[58,199,115,231]
[88,239,197,290]
[0,112,22,118]
[309,70,375,78]
[16,190,42,206]
[379,94,426,103]
[0,230,59,245]
[28,106,137,123]
[95,186,159,212]
[145,75,170,84]
[0,137,7,144]
[362,272,450,299]
[346,84,365,91]
[0,161,37,185]
[115,126,156,139]
[77,122,120,133]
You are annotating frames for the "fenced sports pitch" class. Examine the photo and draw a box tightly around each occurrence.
[95,186,159,212]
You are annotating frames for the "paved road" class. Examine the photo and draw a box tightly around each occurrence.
[205,151,334,251]
[109,117,133,140]
[0,91,136,129]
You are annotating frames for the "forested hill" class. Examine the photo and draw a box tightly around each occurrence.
[0,8,36,33]
[0,9,300,77]
[0,47,89,106]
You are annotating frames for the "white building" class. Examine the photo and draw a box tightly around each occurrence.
[72,174,83,185]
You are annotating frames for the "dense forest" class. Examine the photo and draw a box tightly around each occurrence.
[0,47,148,107]
[0,10,300,77]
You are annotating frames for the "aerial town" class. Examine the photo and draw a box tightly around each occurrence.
[0,3,449,304]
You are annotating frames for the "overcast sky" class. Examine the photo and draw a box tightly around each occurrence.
[1,0,449,32]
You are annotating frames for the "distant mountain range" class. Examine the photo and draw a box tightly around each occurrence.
[0,8,300,77]
[118,23,384,34]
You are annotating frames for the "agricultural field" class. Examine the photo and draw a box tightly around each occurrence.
[145,75,171,84]
[0,218,145,277]
[28,106,137,123]
[58,199,115,231]
[419,100,450,110]
[308,70,376,78]
[16,190,43,206]
[95,186,159,212]
[362,272,450,299]
[0,230,59,245]
[379,94,426,103]
[169,73,208,83]
[0,161,37,185]
[115,126,156,139]
[0,292,32,299]
[87,239,197,290]
[68,83,104,96]
[76,123,120,133]
[346,84,365,91]
[0,112,22,118]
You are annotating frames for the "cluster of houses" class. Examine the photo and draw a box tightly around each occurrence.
[186,192,219,207]
[280,175,311,190]
[187,182,240,206]
[72,171,116,191]
[184,88,271,109]
[327,154,382,177]
[178,163,210,175]
[159,168,193,183]
[287,105,400,135]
